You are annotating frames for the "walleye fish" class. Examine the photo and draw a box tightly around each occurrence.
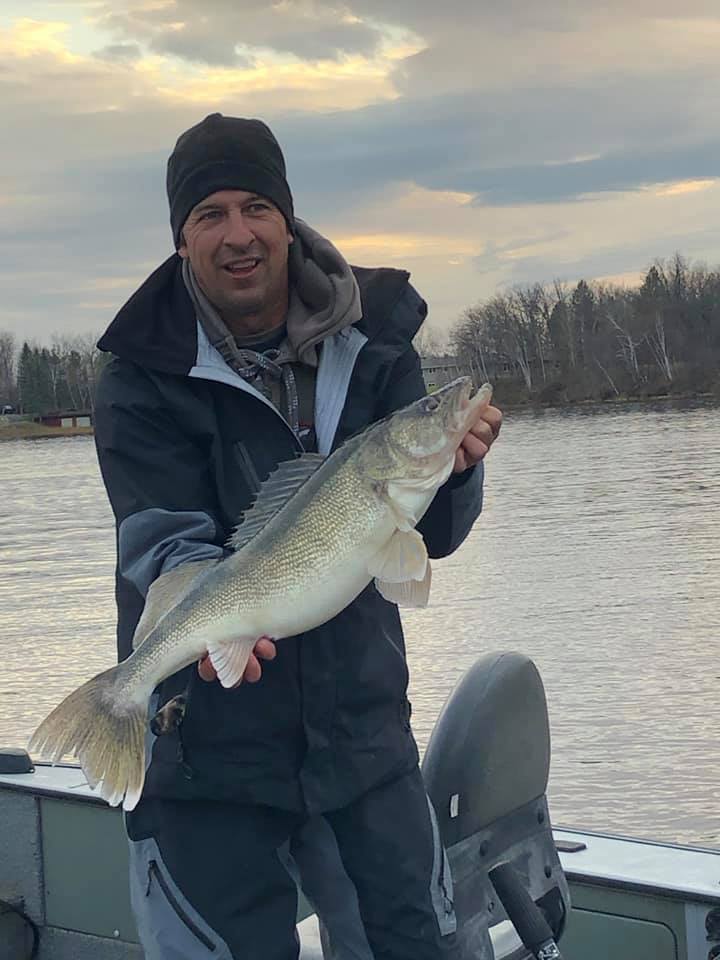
[30,378,493,810]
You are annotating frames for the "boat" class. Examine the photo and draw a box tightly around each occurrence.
[1,651,719,958]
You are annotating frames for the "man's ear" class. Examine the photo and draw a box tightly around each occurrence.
[178,231,188,258]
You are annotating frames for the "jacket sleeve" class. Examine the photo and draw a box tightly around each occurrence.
[374,289,484,560]
[94,359,226,606]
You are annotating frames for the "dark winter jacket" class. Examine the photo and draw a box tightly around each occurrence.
[95,253,484,814]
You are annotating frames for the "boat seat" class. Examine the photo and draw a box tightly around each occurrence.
[421,651,570,958]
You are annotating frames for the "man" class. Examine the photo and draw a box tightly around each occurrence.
[94,113,502,960]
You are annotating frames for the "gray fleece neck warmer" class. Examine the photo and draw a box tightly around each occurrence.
[182,219,361,434]
[283,219,361,366]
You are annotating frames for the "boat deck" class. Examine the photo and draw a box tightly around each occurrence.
[2,764,719,959]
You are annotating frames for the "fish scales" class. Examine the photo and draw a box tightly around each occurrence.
[133,432,392,683]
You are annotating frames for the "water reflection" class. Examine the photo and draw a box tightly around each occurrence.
[0,401,718,846]
[0,438,117,744]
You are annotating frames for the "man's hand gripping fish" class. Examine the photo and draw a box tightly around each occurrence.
[30,378,493,811]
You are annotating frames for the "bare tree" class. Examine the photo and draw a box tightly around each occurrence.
[603,295,643,380]
[493,294,534,390]
[513,284,552,383]
[645,312,673,382]
[450,307,492,382]
[413,325,447,358]
[49,332,106,411]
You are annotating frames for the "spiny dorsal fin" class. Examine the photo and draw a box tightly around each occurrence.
[132,559,219,650]
[227,453,325,551]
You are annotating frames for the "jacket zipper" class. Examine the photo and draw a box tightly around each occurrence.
[146,860,216,951]
[235,441,262,494]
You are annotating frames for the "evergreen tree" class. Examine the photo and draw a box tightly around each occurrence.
[35,348,54,413]
[17,342,37,414]
[570,280,595,369]
[547,299,572,372]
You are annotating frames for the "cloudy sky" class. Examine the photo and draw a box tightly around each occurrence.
[3,1,720,342]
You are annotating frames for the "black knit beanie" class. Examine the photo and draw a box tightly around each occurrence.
[167,113,294,247]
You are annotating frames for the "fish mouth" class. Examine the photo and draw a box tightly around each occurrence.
[437,377,492,431]
[456,377,475,408]
[430,376,473,405]
[407,377,491,445]
[435,376,479,415]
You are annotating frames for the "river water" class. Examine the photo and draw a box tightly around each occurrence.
[0,400,718,847]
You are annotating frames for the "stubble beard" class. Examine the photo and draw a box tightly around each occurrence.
[216,282,290,338]
[196,254,289,336]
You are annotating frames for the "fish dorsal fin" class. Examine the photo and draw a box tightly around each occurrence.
[132,559,219,650]
[227,453,325,551]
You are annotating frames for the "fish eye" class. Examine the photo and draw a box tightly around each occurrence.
[423,395,441,413]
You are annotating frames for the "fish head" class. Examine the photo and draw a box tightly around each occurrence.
[369,378,493,481]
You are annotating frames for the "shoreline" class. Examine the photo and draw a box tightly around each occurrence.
[495,389,718,411]
[1,391,716,441]
[0,424,94,441]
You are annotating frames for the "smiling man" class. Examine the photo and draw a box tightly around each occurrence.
[179,189,292,335]
[94,113,502,960]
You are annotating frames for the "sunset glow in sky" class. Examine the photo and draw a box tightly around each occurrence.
[3,1,720,341]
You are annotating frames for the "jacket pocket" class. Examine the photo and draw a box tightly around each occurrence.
[146,858,217,952]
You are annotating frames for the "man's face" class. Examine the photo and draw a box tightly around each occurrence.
[178,189,293,324]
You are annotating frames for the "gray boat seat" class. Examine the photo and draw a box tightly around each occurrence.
[421,651,570,958]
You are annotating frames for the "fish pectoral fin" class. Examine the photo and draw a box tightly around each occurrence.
[370,529,432,608]
[368,528,428,583]
[206,636,259,689]
[376,561,432,608]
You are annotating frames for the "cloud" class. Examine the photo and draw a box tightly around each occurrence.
[653,179,717,197]
[93,0,389,65]
[94,42,142,62]
[2,3,720,341]
[5,17,75,57]
[277,76,720,210]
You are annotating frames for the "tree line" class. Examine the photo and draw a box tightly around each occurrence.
[3,254,720,414]
[449,254,720,403]
[0,333,107,415]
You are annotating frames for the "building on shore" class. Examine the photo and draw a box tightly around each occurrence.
[420,355,472,391]
[34,410,93,429]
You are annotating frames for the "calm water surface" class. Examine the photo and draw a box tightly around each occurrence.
[0,401,718,846]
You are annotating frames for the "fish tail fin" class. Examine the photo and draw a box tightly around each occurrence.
[29,662,149,811]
